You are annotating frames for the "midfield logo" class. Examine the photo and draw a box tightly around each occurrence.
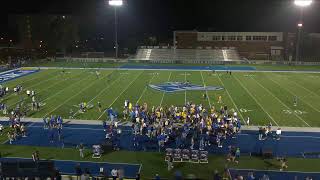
[0,70,38,83]
[149,82,224,93]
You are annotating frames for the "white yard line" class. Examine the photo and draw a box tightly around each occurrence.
[287,77,320,99]
[200,71,212,108]
[5,71,59,99]
[233,75,279,126]
[97,71,144,120]
[39,71,92,104]
[136,73,157,104]
[159,72,172,106]
[72,71,120,117]
[267,74,320,113]
[217,74,246,124]
[43,74,104,117]
[87,72,121,104]
[250,77,310,127]
[8,71,84,107]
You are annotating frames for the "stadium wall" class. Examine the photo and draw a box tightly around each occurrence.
[173,31,295,60]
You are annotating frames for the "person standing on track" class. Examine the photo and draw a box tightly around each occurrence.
[78,143,84,158]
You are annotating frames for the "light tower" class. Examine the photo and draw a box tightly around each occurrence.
[108,0,123,59]
[294,0,312,63]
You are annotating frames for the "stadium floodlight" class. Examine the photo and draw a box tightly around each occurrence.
[108,0,123,59]
[294,0,312,63]
[294,0,312,7]
[109,0,123,6]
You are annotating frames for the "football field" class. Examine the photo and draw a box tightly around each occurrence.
[2,68,320,127]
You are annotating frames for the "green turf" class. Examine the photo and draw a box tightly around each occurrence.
[1,67,320,179]
[2,68,320,127]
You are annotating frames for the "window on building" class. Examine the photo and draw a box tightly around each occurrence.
[228,36,236,41]
[221,36,225,41]
[246,36,252,40]
[212,36,221,41]
[268,36,277,41]
[253,36,268,41]
[237,36,243,41]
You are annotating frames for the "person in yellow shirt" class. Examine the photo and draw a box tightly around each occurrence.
[211,106,215,114]
[129,102,132,110]
[156,111,161,119]
[218,95,222,103]
[182,111,187,121]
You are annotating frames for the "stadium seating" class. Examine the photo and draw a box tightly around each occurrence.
[134,47,242,63]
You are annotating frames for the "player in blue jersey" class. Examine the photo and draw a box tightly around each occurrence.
[57,116,63,129]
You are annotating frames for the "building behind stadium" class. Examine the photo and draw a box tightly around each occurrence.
[173,31,320,61]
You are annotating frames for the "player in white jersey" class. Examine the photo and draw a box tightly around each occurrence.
[293,96,298,107]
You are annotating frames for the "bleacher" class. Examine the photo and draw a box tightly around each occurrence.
[134,46,243,64]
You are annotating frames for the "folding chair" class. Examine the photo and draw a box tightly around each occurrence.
[191,150,199,163]
[173,148,182,162]
[182,149,190,162]
[165,148,173,161]
[199,151,208,163]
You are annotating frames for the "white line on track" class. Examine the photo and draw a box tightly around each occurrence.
[238,134,320,139]
[250,76,310,127]
[159,72,172,106]
[217,74,246,125]
[97,71,144,120]
[228,168,320,174]
[33,66,320,74]
[200,71,211,108]
[233,75,279,126]
[136,73,157,104]
[2,156,142,166]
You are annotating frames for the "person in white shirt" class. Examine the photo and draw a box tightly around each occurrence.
[111,169,118,180]
[26,90,30,96]
[0,124,3,135]
[233,111,237,118]
[276,128,281,140]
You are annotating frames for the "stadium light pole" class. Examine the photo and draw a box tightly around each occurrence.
[294,0,312,63]
[109,0,123,59]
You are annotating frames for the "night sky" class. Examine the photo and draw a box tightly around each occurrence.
[2,0,320,43]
